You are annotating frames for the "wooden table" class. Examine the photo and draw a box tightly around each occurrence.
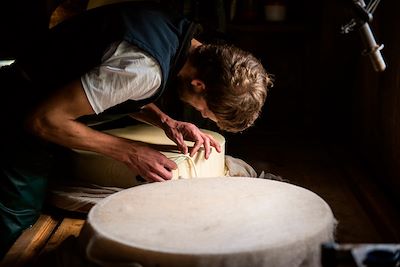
[1,214,85,267]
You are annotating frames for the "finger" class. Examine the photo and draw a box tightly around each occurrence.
[190,139,203,157]
[154,161,175,180]
[176,134,188,154]
[146,172,165,183]
[209,137,222,153]
[203,137,211,159]
[203,134,221,153]
[164,158,178,171]
[159,170,173,181]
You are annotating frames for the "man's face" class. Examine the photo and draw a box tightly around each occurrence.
[182,93,218,122]
[176,76,218,122]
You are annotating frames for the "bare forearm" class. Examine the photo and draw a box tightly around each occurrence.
[130,103,176,129]
[27,113,131,162]
[24,79,132,162]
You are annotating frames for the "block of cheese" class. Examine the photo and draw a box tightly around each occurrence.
[66,124,226,188]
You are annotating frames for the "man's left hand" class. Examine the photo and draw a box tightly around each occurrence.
[163,120,221,159]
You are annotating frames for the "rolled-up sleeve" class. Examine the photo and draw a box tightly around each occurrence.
[81,42,162,114]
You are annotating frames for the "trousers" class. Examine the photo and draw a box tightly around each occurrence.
[0,65,55,259]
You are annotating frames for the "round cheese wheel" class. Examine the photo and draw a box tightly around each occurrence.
[78,177,336,267]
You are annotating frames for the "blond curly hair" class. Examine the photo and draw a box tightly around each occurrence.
[189,43,272,132]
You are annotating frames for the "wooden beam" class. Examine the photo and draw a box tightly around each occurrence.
[41,217,85,254]
[0,215,60,267]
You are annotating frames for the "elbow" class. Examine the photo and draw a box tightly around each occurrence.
[24,111,55,139]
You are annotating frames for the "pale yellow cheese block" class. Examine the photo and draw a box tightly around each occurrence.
[67,124,226,187]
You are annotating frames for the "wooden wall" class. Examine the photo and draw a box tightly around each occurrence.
[252,0,400,206]
[311,0,399,205]
[351,0,400,205]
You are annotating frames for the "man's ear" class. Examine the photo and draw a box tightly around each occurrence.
[191,79,206,93]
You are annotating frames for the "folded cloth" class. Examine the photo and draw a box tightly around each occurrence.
[224,155,258,177]
[48,183,124,213]
[225,155,284,181]
[47,155,282,213]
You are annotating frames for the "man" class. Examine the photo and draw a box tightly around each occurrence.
[0,1,271,257]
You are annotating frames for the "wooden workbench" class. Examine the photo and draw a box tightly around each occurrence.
[0,213,85,267]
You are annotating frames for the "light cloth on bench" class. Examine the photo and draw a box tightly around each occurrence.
[47,155,275,213]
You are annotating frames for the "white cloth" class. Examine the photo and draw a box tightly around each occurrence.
[224,155,258,177]
[48,155,282,213]
[81,41,162,114]
[225,155,284,180]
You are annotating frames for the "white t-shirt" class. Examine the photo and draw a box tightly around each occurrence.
[81,41,162,114]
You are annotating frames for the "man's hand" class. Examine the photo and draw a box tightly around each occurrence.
[130,104,222,159]
[163,120,222,159]
[122,141,178,182]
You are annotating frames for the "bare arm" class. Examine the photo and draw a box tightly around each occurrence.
[131,103,222,159]
[25,79,176,182]
[130,103,173,129]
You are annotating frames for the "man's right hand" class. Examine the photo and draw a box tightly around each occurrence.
[122,141,178,182]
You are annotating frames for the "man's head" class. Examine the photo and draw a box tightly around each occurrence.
[178,43,272,133]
